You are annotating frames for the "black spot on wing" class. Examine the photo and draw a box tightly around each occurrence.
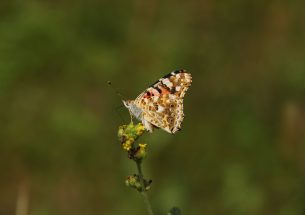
[170,87,176,94]
[155,87,162,93]
[149,69,186,87]
[164,69,185,79]
[150,81,172,94]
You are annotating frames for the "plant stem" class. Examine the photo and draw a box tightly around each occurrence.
[136,161,154,215]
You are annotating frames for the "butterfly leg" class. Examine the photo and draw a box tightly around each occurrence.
[128,109,134,124]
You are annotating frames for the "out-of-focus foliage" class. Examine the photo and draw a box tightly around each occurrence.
[1,0,305,214]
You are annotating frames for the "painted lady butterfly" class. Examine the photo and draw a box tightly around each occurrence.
[123,69,192,134]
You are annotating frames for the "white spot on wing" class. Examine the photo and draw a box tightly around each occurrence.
[157,106,165,112]
[162,78,173,88]
[169,94,175,99]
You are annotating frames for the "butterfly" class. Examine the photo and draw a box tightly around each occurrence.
[123,69,192,134]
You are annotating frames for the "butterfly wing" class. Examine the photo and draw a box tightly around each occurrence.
[140,94,184,133]
[134,69,192,134]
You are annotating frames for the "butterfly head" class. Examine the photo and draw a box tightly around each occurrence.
[122,100,133,108]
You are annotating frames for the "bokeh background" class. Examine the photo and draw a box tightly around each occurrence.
[1,0,305,214]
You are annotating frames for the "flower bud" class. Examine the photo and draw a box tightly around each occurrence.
[134,143,147,160]
[125,175,142,191]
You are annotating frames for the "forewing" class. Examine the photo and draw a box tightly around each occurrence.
[149,69,192,98]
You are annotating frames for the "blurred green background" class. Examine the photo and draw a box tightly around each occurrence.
[1,0,305,214]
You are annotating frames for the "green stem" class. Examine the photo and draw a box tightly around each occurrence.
[136,161,154,215]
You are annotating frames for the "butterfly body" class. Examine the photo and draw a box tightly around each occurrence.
[123,69,192,134]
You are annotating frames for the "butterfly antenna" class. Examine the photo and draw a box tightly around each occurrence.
[108,81,131,123]
[108,81,135,124]
[107,81,124,100]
